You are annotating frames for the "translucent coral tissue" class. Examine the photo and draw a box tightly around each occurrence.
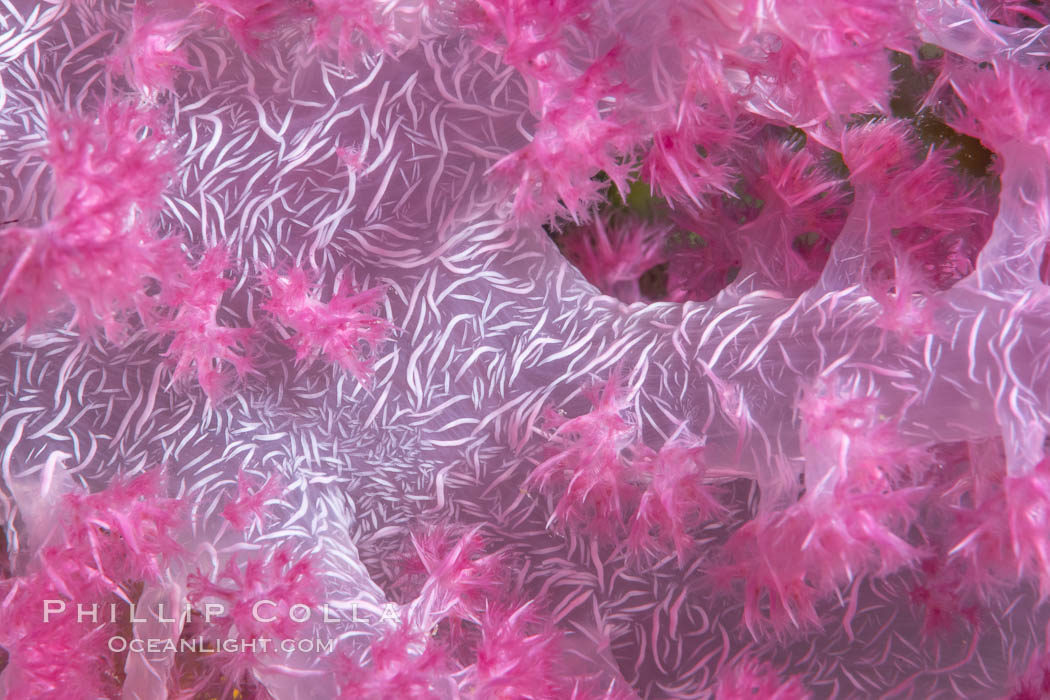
[3,0,1050,698]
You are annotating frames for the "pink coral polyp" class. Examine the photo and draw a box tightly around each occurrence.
[527,376,638,536]
[261,265,393,384]
[158,248,254,400]
[0,101,180,337]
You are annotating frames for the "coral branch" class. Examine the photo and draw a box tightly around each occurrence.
[158,248,254,401]
[261,265,394,384]
[0,101,180,337]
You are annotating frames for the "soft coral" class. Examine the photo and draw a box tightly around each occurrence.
[186,547,321,689]
[714,656,811,700]
[627,436,725,565]
[492,53,637,225]
[260,264,394,385]
[0,468,183,700]
[108,4,191,93]
[558,215,669,303]
[0,101,181,338]
[221,471,283,532]
[157,248,255,401]
[62,468,186,588]
[715,379,927,638]
[526,375,638,538]
[470,601,573,699]
[336,621,448,699]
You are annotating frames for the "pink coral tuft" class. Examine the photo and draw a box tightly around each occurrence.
[529,380,726,559]
[186,547,320,687]
[733,139,851,293]
[0,468,184,700]
[922,439,1028,603]
[527,375,638,538]
[260,265,394,385]
[462,0,592,80]
[471,601,572,698]
[311,0,390,65]
[841,121,982,235]
[718,381,927,638]
[627,436,725,565]
[908,556,981,639]
[713,493,902,642]
[714,656,811,700]
[0,101,181,338]
[764,0,911,117]
[559,215,669,303]
[949,60,1050,153]
[198,0,302,55]
[340,526,588,698]
[1005,455,1050,597]
[108,5,191,93]
[0,581,119,700]
[410,525,506,619]
[336,622,447,699]
[221,471,283,531]
[158,248,255,401]
[61,468,185,589]
[188,547,320,640]
[716,486,923,638]
[640,109,742,209]
[465,0,638,224]
[492,53,637,224]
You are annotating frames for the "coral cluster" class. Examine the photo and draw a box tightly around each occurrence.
[3,0,1050,697]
